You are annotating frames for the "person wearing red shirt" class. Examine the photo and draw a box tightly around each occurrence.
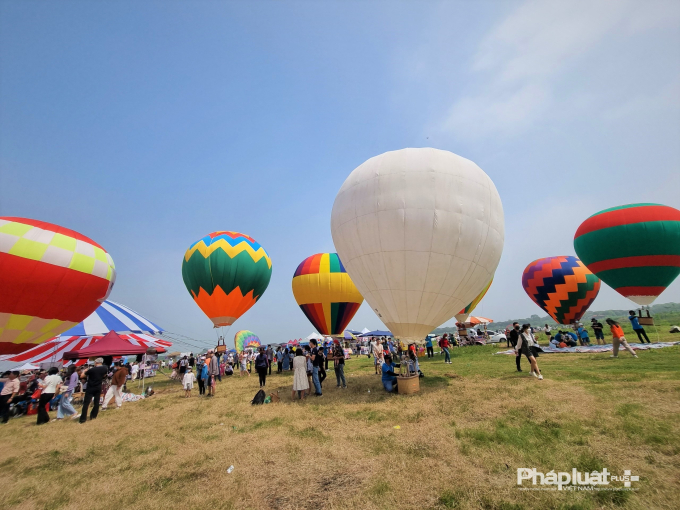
[440,334,451,364]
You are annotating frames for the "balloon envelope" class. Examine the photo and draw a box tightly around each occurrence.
[574,203,680,306]
[182,232,272,327]
[234,330,260,352]
[455,278,493,323]
[522,256,600,325]
[331,148,504,341]
[0,217,116,355]
[292,253,363,336]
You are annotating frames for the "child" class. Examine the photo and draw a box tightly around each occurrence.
[183,367,196,398]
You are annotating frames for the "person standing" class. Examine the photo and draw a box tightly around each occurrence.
[331,340,347,388]
[591,318,605,345]
[208,350,220,396]
[607,319,638,358]
[0,371,20,424]
[255,347,269,388]
[179,356,188,377]
[238,350,250,377]
[291,348,309,400]
[266,345,274,375]
[102,362,128,410]
[372,338,384,374]
[425,336,434,358]
[198,360,208,396]
[79,358,109,423]
[276,347,283,373]
[188,353,195,370]
[308,339,323,397]
[37,367,62,425]
[130,362,139,381]
[183,367,196,397]
[317,348,327,388]
[56,366,79,420]
[516,324,543,380]
[440,334,451,364]
[509,322,522,372]
[628,311,651,343]
[543,324,551,341]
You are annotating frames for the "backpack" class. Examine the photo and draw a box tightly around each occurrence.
[251,389,266,405]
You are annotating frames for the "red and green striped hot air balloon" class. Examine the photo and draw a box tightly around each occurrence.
[574,204,680,306]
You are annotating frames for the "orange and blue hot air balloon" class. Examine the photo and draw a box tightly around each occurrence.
[181,232,272,329]
[0,217,116,355]
[291,253,363,336]
[522,256,600,325]
[574,203,680,306]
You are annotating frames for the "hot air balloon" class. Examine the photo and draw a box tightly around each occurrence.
[574,203,680,306]
[234,330,261,352]
[0,217,116,355]
[331,148,504,341]
[181,232,272,341]
[522,256,600,324]
[292,253,363,336]
[455,278,492,323]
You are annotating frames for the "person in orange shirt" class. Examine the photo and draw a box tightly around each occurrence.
[605,319,638,358]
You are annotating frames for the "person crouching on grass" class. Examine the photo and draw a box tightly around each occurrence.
[606,319,638,358]
[381,354,400,393]
[516,324,543,380]
[183,367,196,398]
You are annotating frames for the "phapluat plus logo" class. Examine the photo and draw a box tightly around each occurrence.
[516,468,640,491]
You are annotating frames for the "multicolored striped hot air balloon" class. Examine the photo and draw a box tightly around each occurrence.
[522,256,600,325]
[181,232,272,328]
[0,217,116,355]
[234,330,260,352]
[455,278,493,323]
[574,204,680,306]
[291,253,363,336]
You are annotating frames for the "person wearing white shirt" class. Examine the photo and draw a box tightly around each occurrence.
[37,367,62,425]
[183,368,196,398]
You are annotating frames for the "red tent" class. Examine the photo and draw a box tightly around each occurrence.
[63,330,166,360]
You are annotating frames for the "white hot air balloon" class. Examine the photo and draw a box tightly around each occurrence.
[330,148,504,342]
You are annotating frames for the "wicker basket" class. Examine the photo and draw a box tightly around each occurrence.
[397,374,420,394]
[638,316,654,326]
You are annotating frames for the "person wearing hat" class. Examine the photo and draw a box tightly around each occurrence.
[79,358,109,423]
[183,366,196,398]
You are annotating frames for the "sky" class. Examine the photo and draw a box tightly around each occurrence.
[1,0,679,351]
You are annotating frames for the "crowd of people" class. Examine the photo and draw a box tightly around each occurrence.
[0,357,151,426]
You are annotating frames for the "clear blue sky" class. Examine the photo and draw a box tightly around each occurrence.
[1,1,679,350]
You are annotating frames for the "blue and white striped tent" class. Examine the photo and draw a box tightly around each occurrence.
[60,300,164,337]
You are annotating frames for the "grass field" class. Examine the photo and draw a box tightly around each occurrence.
[2,328,679,510]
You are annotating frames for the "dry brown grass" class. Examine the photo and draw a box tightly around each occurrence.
[1,343,679,510]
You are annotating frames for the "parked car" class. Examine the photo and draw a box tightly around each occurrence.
[488,330,507,343]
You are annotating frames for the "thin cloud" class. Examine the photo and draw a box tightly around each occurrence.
[439,0,680,140]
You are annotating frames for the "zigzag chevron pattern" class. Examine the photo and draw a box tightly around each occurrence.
[184,234,272,268]
[522,256,600,325]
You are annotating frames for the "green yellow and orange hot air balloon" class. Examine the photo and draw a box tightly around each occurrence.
[181,232,272,340]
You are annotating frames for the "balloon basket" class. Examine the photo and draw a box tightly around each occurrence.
[638,317,654,326]
[397,374,420,395]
